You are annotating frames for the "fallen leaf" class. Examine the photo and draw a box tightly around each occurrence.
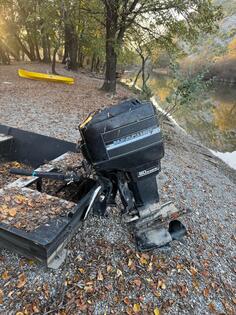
[208,302,216,312]
[17,273,27,288]
[84,285,93,293]
[25,200,34,209]
[133,303,141,313]
[157,279,166,290]
[190,266,198,276]
[76,255,83,261]
[126,307,133,315]
[2,270,10,280]
[161,283,166,290]
[12,162,21,168]
[210,282,216,289]
[138,296,144,302]
[154,307,160,315]
[142,253,149,259]
[0,289,3,304]
[201,233,208,240]
[97,270,104,281]
[140,254,148,265]
[154,290,161,298]
[178,284,188,297]
[85,281,93,285]
[222,299,234,314]
[116,269,122,278]
[105,284,112,291]
[124,297,130,305]
[8,208,17,217]
[203,287,210,298]
[128,258,136,270]
[202,260,210,268]
[128,258,133,267]
[192,280,200,290]
[75,299,87,311]
[176,263,184,272]
[66,291,72,299]
[113,296,120,304]
[7,291,14,298]
[201,270,209,277]
[43,283,49,298]
[32,304,40,313]
[147,262,153,271]
[146,278,153,283]
[15,195,26,204]
[133,278,142,287]
[27,259,35,266]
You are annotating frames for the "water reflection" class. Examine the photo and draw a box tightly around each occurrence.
[123,71,236,169]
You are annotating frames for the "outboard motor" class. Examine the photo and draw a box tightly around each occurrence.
[10,99,186,252]
[80,99,186,250]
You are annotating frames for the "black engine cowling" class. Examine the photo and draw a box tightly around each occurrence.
[79,99,164,210]
[80,99,164,176]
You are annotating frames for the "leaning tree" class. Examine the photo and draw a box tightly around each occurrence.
[88,0,222,93]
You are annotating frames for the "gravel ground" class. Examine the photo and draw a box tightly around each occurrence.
[0,63,235,315]
[0,63,132,142]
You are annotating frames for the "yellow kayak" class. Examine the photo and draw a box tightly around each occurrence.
[18,69,74,85]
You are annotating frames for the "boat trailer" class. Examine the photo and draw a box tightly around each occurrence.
[0,99,186,268]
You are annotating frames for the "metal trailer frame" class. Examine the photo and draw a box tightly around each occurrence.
[0,124,76,166]
[0,124,93,268]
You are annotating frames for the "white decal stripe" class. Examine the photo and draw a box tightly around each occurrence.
[106,127,160,151]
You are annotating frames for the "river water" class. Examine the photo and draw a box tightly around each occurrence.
[123,71,236,169]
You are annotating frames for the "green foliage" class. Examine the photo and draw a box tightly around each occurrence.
[118,47,138,66]
[164,61,212,111]
[0,0,224,90]
[140,84,153,100]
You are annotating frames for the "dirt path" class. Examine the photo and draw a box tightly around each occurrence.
[0,63,235,315]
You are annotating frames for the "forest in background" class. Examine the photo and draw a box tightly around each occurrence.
[180,0,236,83]
[0,0,224,93]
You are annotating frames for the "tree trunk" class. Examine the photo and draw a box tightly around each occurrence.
[14,34,35,61]
[101,4,118,93]
[141,56,145,89]
[78,52,84,67]
[95,57,100,72]
[52,47,58,74]
[62,44,69,64]
[102,41,117,92]
[77,28,85,68]
[68,26,78,70]
[63,22,78,70]
[69,38,78,70]
[62,23,70,64]
[90,53,96,72]
[35,40,41,61]
[42,37,50,62]
[141,56,148,89]
[0,45,10,64]
[27,35,36,61]
[47,36,51,62]
[133,67,142,88]
[41,25,51,63]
